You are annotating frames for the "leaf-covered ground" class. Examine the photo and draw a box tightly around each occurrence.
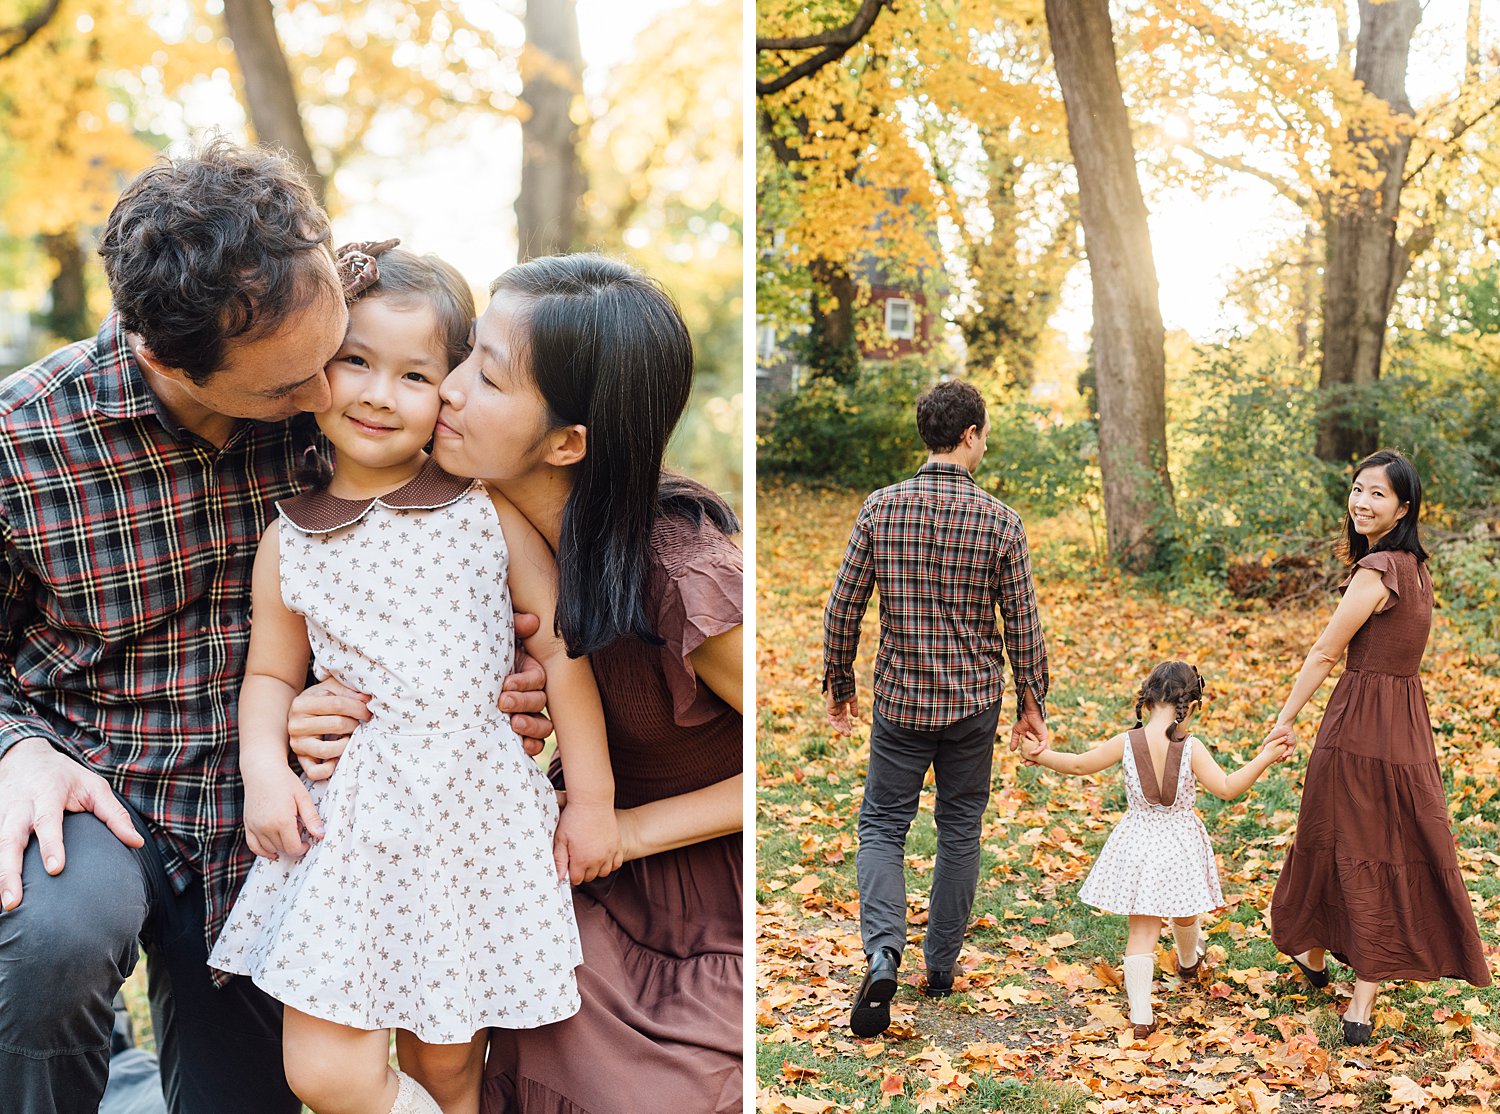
[755,484,1500,1114]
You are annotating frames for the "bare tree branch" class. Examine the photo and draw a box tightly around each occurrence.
[0,0,63,63]
[756,0,895,97]
[1180,143,1315,212]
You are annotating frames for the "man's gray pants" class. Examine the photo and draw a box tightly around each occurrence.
[856,700,1002,975]
[0,800,299,1114]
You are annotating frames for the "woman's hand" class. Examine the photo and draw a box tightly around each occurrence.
[242,762,323,861]
[1261,720,1296,753]
[552,799,623,885]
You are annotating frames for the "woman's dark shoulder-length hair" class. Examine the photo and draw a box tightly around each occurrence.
[1342,448,1428,565]
[491,253,738,657]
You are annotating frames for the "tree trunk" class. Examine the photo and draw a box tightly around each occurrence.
[1316,0,1421,463]
[803,259,859,383]
[517,0,584,260]
[960,134,1077,390]
[41,229,89,342]
[221,0,326,206]
[1044,0,1173,571]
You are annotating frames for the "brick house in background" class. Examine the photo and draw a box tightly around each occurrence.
[757,248,939,404]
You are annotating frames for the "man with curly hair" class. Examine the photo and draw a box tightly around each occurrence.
[822,378,1052,1038]
[0,142,550,1113]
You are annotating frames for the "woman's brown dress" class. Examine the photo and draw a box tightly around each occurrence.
[481,513,743,1113]
[1271,549,1490,985]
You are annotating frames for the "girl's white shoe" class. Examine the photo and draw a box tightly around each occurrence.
[388,1071,444,1114]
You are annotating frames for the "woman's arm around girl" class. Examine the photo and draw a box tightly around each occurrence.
[487,490,621,884]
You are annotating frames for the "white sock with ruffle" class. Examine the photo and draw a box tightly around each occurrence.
[1123,953,1155,1026]
[388,1070,443,1114]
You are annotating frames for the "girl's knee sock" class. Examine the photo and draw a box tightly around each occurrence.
[1123,953,1155,1026]
[1171,919,1202,967]
[389,1070,443,1114]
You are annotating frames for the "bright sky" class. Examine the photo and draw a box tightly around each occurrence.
[160,1,693,296]
[1055,0,1489,347]
[330,0,690,294]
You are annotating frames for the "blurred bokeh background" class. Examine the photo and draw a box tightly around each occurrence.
[0,0,742,502]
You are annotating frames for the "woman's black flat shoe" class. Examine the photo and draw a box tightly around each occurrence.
[1291,954,1330,989]
[1341,1017,1373,1046]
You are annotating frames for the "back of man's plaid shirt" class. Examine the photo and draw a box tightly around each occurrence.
[822,462,1049,731]
[0,313,318,973]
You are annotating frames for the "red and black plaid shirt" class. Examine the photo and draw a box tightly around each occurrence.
[0,313,319,972]
[822,462,1049,731]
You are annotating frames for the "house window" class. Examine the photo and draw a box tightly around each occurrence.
[757,322,778,361]
[885,297,915,339]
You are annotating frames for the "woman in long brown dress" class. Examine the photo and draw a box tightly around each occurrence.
[1265,450,1490,1046]
[429,255,743,1114]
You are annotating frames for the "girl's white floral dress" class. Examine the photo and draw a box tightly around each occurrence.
[1076,729,1224,918]
[210,462,582,1043]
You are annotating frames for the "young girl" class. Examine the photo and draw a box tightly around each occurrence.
[1022,662,1289,1038]
[209,242,619,1114]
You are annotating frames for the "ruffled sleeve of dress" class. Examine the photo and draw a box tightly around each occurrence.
[1339,550,1403,613]
[656,516,743,727]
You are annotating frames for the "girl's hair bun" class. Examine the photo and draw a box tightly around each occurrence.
[336,238,401,302]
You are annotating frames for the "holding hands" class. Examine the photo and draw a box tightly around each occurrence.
[1261,720,1297,760]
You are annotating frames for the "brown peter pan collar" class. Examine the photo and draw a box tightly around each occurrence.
[1129,727,1186,808]
[278,458,474,534]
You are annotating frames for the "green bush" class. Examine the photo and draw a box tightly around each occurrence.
[1431,537,1500,650]
[1163,343,1500,584]
[756,359,930,490]
[1167,348,1342,577]
[758,359,1098,519]
[975,393,1096,521]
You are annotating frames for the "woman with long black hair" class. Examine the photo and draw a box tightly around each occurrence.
[1264,449,1490,1046]
[431,254,743,1113]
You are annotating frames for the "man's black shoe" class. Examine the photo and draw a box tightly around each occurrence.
[850,947,901,1037]
[921,970,953,999]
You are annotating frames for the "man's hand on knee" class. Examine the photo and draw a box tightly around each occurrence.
[0,738,143,910]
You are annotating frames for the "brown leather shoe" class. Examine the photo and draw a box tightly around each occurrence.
[1132,1022,1157,1040]
[1177,938,1208,981]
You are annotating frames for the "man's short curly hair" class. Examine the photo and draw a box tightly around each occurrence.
[97,139,336,385]
[915,379,987,453]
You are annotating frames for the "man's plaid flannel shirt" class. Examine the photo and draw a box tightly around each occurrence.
[0,313,319,980]
[822,462,1049,731]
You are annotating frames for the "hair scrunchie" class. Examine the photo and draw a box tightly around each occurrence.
[336,238,400,302]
